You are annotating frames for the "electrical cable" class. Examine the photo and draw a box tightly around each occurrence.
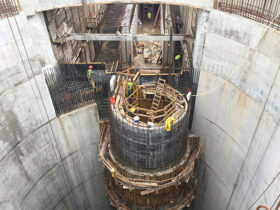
[5,17,45,124]
[271,193,280,209]
[8,14,78,210]
[15,18,78,209]
[6,16,66,208]
[213,13,280,210]
[247,169,280,209]
[244,66,280,210]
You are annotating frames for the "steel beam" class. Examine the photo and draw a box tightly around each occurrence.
[61,33,193,42]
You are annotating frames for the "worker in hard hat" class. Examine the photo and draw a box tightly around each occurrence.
[186,88,192,103]
[87,65,95,88]
[127,78,133,97]
[147,12,152,21]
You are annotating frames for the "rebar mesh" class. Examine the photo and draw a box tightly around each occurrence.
[44,64,109,117]
[110,102,189,172]
[101,4,126,33]
[214,0,280,30]
[0,0,19,19]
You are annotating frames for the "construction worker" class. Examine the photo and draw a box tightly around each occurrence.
[175,54,181,60]
[87,65,95,88]
[186,88,192,103]
[128,107,136,117]
[165,116,175,132]
[175,54,181,68]
[127,78,133,97]
[147,12,152,21]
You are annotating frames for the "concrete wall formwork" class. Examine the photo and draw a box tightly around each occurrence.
[192,10,280,210]
[0,12,110,210]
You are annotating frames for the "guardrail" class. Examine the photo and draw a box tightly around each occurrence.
[0,0,20,19]
[113,73,186,126]
[214,0,280,30]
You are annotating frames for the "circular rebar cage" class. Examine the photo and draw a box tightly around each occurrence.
[110,104,189,171]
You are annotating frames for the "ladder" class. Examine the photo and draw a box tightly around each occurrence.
[151,78,166,111]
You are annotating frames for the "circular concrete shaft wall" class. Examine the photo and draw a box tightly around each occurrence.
[0,13,111,210]
[2,3,280,210]
[192,10,280,210]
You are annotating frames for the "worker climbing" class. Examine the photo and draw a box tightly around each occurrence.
[87,65,95,88]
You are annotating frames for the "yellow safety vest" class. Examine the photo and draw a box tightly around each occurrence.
[165,116,175,131]
[128,82,133,90]
[88,69,93,77]
[147,12,152,19]
[175,54,181,60]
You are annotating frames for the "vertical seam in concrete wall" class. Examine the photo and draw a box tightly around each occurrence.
[226,65,280,210]
[193,10,208,85]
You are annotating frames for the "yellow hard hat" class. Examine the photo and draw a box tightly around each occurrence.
[130,108,136,113]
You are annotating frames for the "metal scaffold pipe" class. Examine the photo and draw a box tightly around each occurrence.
[58,33,194,42]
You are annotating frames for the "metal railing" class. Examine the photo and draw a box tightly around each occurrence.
[214,0,280,30]
[0,0,20,19]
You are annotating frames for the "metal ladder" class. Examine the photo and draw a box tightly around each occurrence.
[151,78,166,111]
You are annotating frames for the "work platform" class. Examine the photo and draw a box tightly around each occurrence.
[97,68,201,209]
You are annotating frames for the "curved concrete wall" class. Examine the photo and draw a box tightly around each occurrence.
[19,0,213,16]
[2,5,280,210]
[192,10,280,210]
[0,13,111,210]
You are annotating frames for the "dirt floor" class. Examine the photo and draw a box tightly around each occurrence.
[135,23,163,70]
[138,22,160,34]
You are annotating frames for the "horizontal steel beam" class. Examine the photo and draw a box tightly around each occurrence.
[62,33,194,42]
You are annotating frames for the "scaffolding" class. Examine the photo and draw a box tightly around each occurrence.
[214,0,280,30]
[97,67,201,209]
[0,0,20,19]
[113,68,187,126]
[98,121,201,209]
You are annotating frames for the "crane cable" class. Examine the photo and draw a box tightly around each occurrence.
[7,15,78,210]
